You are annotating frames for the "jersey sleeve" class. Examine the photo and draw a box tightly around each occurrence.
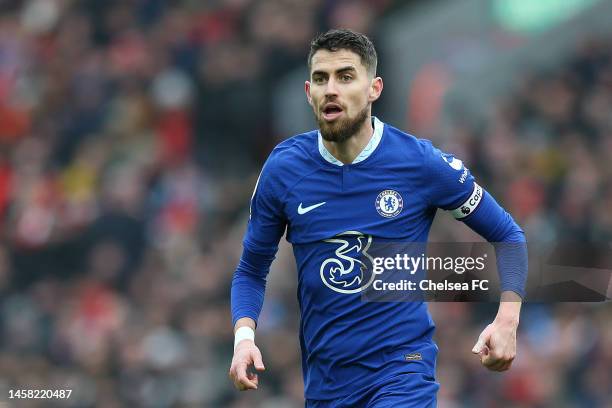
[420,140,527,298]
[231,155,287,326]
[243,155,287,253]
[420,140,481,216]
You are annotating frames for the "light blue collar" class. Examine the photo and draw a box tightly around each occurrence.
[318,117,384,166]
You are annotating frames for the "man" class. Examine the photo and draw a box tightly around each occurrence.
[229,29,527,407]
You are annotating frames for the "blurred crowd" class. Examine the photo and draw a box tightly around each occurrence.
[428,37,612,246]
[0,0,610,407]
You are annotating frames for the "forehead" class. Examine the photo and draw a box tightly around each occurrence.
[310,49,366,74]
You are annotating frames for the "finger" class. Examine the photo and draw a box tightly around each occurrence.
[500,359,514,371]
[229,365,239,382]
[229,362,242,379]
[235,362,258,390]
[488,359,506,371]
[472,337,486,354]
[236,375,257,390]
[253,348,266,371]
[482,349,503,365]
[477,345,489,360]
[493,360,510,371]
[481,349,499,367]
[248,371,259,386]
[493,355,515,372]
[482,353,506,371]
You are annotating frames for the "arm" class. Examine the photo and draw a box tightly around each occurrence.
[421,141,527,371]
[229,248,276,391]
[460,189,527,371]
[228,158,286,390]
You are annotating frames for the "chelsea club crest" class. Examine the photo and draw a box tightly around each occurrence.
[375,190,403,218]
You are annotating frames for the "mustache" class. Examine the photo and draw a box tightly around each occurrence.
[319,100,344,111]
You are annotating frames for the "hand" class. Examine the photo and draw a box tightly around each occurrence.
[228,339,266,391]
[472,318,518,372]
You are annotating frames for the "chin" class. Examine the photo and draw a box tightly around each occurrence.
[318,107,369,143]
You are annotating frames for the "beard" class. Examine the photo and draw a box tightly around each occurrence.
[317,104,369,143]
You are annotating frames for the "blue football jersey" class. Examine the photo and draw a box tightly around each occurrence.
[235,117,522,399]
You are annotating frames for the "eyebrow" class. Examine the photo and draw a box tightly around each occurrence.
[312,66,357,77]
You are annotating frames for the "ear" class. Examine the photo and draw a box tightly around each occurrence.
[305,81,313,106]
[368,77,383,103]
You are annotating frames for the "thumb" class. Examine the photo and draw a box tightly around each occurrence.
[253,348,266,371]
[472,338,485,354]
[472,327,490,354]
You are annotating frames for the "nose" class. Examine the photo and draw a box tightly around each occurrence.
[324,78,339,97]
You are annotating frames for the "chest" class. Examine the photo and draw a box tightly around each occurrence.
[283,166,432,243]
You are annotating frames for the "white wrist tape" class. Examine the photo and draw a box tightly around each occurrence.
[234,326,255,350]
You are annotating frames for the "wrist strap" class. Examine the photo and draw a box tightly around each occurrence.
[234,326,255,350]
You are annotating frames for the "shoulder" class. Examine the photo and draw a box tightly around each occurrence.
[266,130,318,168]
[258,130,319,198]
[380,121,438,162]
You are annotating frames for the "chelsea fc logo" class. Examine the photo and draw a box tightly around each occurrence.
[375,190,403,218]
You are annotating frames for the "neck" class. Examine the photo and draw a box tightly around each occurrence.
[322,115,374,165]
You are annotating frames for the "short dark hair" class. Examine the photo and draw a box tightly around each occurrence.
[308,29,377,75]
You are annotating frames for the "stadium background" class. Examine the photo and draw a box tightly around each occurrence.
[0,0,611,407]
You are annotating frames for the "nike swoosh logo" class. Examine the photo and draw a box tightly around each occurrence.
[298,201,326,215]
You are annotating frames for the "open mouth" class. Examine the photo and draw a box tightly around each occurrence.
[322,104,344,121]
